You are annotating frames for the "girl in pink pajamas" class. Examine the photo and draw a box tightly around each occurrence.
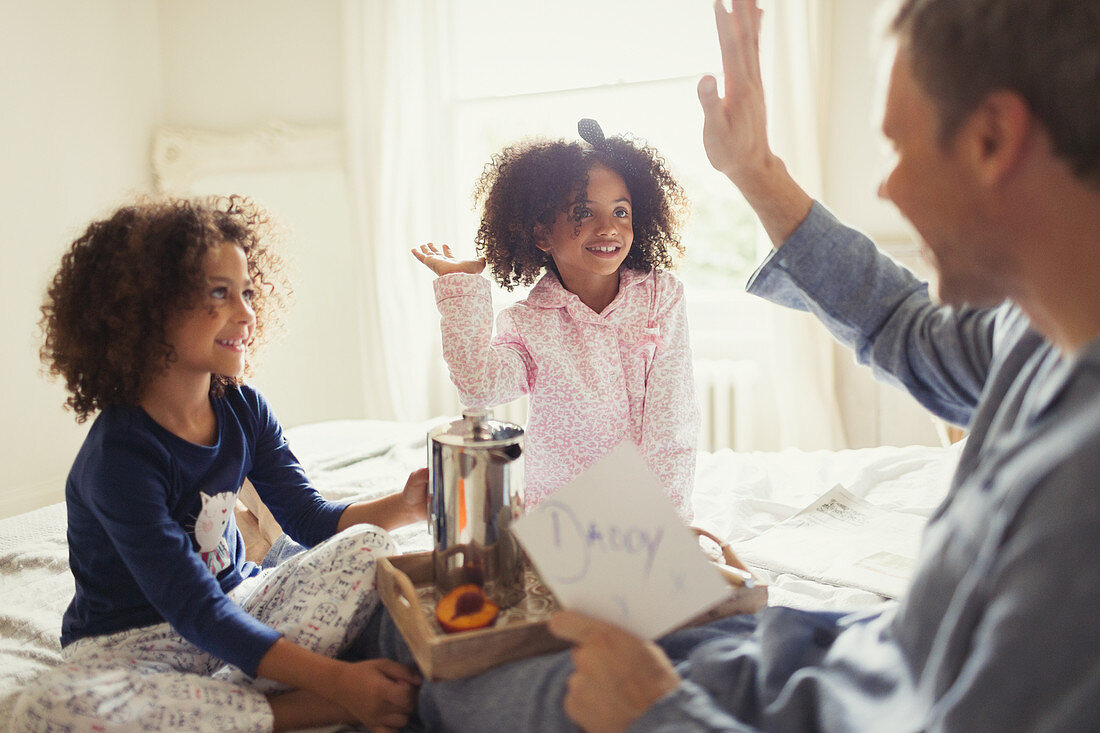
[413,119,700,521]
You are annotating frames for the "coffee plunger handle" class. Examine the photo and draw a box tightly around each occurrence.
[462,408,494,441]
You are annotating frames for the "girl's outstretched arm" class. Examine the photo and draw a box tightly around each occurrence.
[337,467,429,532]
[414,243,532,407]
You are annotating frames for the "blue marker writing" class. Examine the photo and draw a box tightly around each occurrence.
[541,501,664,582]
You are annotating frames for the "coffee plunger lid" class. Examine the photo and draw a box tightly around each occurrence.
[429,409,524,448]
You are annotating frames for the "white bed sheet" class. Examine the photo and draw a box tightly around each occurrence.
[0,418,961,728]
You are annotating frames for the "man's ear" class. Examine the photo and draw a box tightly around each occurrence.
[964,90,1033,187]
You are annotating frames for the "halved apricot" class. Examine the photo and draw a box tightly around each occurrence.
[435,583,500,634]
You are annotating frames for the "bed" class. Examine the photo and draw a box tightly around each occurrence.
[0,417,962,729]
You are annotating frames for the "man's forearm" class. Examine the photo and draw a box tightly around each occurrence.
[732,153,815,249]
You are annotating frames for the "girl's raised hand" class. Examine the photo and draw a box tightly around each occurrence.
[412,243,485,277]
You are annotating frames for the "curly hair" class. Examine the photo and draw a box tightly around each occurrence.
[40,195,290,422]
[472,134,690,290]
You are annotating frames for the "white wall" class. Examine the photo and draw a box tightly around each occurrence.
[0,0,164,517]
[155,0,369,429]
[0,0,351,518]
[156,0,344,129]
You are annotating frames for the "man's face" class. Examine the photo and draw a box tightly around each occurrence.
[877,47,1007,307]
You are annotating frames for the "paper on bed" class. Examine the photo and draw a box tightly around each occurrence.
[735,484,924,599]
[513,442,730,639]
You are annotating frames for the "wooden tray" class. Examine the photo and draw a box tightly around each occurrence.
[378,545,767,680]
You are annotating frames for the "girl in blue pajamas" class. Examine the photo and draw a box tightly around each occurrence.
[14,196,426,732]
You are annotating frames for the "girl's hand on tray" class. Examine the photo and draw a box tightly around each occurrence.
[401,467,430,522]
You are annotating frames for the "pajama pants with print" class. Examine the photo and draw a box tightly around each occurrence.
[11,524,394,733]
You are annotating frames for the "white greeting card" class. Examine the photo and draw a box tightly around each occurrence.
[513,442,730,639]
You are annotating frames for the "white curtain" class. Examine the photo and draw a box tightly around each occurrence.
[343,0,456,421]
[758,0,849,450]
[342,0,851,444]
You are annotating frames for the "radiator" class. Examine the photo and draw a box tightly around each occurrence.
[693,358,762,452]
[481,359,761,453]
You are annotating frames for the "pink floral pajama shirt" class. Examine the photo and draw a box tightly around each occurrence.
[433,268,700,521]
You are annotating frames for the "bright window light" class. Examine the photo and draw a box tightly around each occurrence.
[444,1,771,355]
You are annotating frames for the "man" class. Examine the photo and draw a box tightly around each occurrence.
[410,0,1100,729]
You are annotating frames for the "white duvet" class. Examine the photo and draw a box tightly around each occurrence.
[0,418,961,728]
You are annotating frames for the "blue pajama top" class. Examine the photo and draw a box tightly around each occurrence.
[61,385,350,676]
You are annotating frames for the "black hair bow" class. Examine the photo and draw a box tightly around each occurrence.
[578,118,608,148]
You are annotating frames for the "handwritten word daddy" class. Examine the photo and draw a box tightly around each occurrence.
[541,500,664,584]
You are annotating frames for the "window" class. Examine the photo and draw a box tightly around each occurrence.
[443,0,772,358]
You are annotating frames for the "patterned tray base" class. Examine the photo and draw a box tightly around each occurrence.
[415,568,559,633]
